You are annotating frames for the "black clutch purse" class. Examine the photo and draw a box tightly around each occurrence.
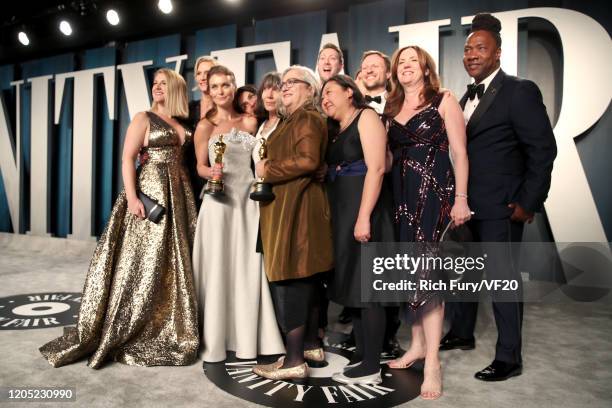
[440,220,473,245]
[439,220,474,283]
[137,191,165,223]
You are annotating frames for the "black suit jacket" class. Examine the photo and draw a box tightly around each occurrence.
[460,70,557,220]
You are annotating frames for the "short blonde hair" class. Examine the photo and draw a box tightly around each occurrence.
[194,55,217,80]
[360,50,391,73]
[151,68,189,119]
[192,56,218,92]
[279,65,320,116]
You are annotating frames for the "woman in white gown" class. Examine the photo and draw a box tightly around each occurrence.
[193,65,285,362]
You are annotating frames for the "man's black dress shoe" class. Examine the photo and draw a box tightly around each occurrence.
[439,333,475,351]
[381,336,403,359]
[474,360,522,381]
[339,331,356,349]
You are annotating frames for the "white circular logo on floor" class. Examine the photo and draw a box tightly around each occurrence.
[0,293,81,330]
[203,343,422,407]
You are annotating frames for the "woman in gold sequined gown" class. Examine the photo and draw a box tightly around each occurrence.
[39,69,199,369]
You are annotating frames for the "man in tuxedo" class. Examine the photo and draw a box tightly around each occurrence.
[441,13,557,381]
[360,50,391,114]
[361,50,403,358]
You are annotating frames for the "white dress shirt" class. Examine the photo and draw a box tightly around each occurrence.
[366,91,387,115]
[463,67,501,124]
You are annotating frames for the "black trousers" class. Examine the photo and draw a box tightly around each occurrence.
[270,274,324,333]
[445,218,524,364]
[384,307,400,343]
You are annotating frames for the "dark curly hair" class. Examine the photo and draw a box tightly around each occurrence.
[471,13,502,47]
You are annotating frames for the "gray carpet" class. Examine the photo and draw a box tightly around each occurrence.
[1,233,611,407]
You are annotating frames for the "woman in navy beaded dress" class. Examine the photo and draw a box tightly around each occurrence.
[384,46,471,400]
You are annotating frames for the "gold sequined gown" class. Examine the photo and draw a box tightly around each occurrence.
[40,111,199,368]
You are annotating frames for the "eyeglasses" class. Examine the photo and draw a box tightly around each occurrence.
[280,78,310,89]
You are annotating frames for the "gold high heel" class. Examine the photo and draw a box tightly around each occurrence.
[253,358,308,380]
[303,347,325,362]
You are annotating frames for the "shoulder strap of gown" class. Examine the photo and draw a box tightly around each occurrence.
[432,92,445,109]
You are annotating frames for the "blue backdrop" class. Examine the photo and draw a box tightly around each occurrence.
[0,0,610,241]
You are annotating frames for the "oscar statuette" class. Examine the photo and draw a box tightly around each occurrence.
[249,137,275,202]
[204,134,226,196]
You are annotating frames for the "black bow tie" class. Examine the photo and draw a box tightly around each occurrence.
[467,83,485,100]
[365,95,382,104]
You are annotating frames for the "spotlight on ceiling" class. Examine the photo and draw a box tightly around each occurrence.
[18,31,30,46]
[106,9,120,26]
[59,20,73,36]
[158,0,173,14]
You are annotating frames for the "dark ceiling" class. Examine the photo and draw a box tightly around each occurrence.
[0,0,375,65]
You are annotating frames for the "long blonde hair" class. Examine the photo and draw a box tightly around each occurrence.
[151,68,189,119]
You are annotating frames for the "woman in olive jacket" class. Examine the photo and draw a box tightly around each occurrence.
[253,65,333,381]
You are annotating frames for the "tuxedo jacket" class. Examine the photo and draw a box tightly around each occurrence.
[460,70,557,220]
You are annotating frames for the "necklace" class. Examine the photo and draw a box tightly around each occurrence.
[339,108,360,133]
[332,108,360,143]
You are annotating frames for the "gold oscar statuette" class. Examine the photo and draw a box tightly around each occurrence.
[249,137,275,202]
[204,134,226,196]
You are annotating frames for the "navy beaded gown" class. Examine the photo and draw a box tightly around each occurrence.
[387,93,455,308]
